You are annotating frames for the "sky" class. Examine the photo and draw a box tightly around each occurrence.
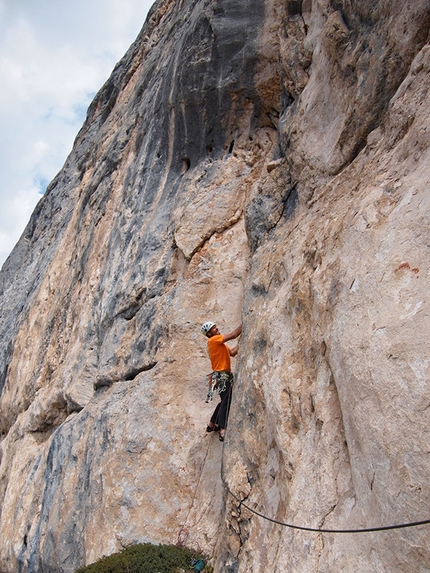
[0,0,155,268]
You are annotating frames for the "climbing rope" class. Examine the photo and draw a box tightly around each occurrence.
[176,526,189,547]
[176,425,213,548]
[219,382,430,534]
[226,488,430,534]
[219,378,428,533]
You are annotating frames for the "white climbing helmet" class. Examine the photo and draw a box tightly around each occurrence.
[201,321,216,337]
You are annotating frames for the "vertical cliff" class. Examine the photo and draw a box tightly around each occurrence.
[0,0,429,572]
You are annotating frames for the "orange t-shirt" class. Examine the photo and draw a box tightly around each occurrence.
[207,334,231,372]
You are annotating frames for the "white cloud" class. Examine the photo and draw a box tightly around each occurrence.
[0,0,154,268]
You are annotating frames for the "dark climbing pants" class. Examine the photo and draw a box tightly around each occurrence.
[210,380,232,430]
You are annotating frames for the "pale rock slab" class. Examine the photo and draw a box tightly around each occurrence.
[0,1,430,572]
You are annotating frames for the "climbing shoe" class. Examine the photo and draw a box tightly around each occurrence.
[206,424,219,433]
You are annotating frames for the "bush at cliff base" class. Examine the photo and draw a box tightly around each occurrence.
[74,543,213,573]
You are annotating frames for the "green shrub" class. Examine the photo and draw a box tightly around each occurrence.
[75,543,213,573]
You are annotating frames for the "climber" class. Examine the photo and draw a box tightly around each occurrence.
[201,321,242,441]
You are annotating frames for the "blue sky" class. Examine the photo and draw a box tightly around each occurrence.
[0,0,154,267]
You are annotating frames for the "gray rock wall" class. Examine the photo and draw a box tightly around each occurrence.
[0,0,429,572]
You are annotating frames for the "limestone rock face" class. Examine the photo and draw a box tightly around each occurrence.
[1,1,430,572]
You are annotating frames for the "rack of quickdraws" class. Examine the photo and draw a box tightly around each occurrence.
[205,373,216,402]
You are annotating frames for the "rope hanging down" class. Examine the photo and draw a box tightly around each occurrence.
[219,387,430,534]
[227,489,430,534]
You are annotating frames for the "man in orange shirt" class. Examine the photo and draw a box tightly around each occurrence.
[201,321,242,441]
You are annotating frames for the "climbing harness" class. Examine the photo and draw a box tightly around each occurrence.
[205,371,233,402]
[212,370,233,394]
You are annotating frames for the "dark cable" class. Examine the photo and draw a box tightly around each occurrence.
[219,373,430,534]
[227,489,430,533]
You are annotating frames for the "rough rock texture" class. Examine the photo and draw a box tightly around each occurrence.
[1,0,430,572]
